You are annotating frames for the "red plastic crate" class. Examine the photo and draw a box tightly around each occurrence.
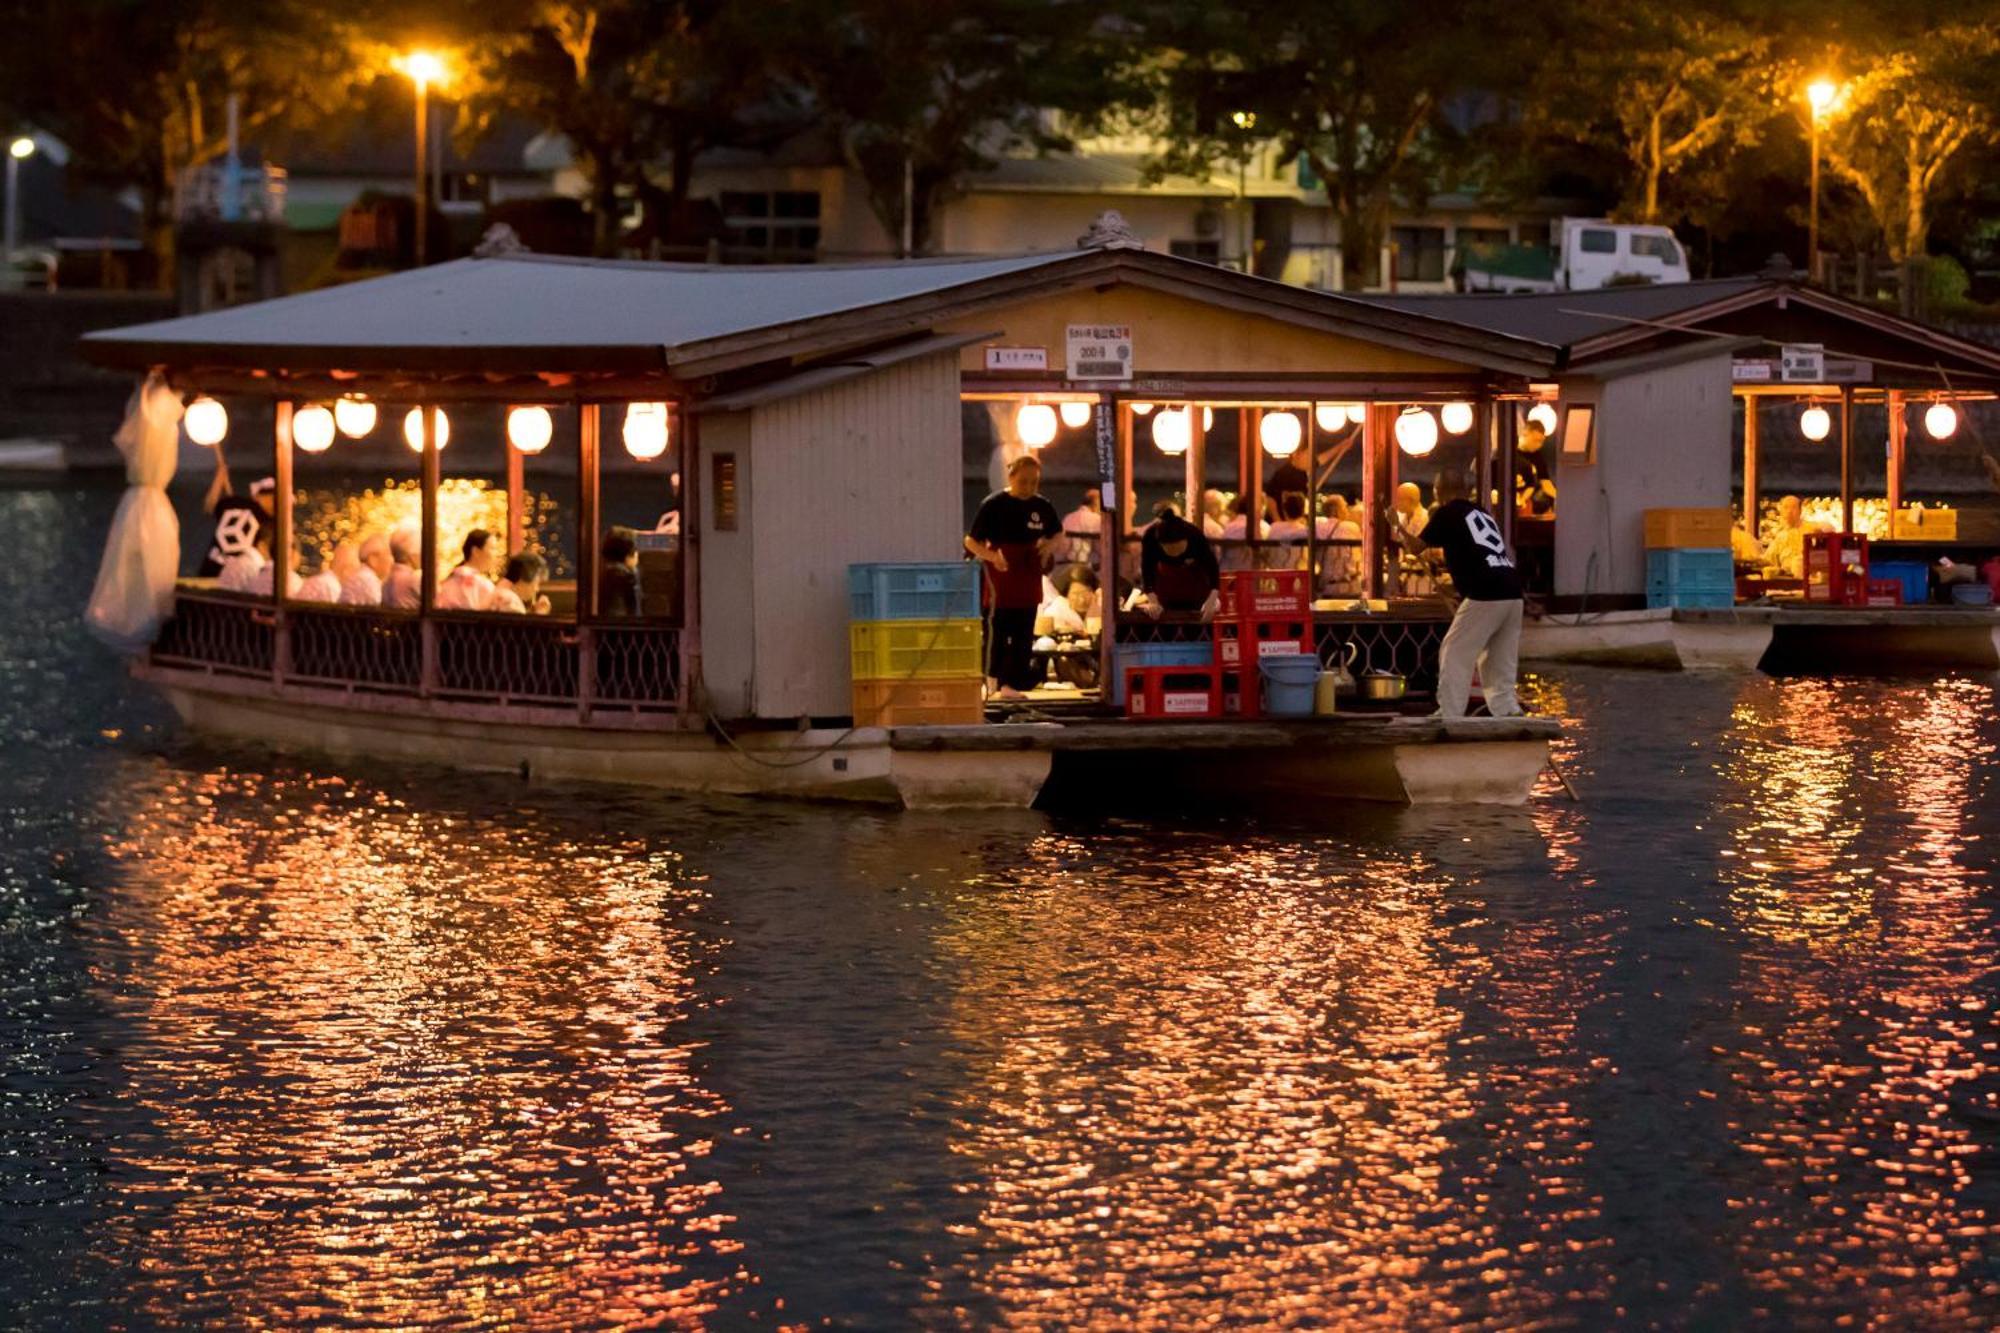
[1858,577,1902,608]
[1220,570,1310,619]
[1124,665,1223,720]
[1220,668,1260,718]
[1805,532,1869,604]
[1214,618,1313,668]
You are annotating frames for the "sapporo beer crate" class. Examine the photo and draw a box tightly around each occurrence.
[1804,532,1869,604]
[1643,507,1733,550]
[851,677,985,727]
[849,618,984,681]
[1124,665,1223,720]
[1219,569,1311,620]
[1213,617,1313,669]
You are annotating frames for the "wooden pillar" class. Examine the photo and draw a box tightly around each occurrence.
[1741,394,1759,531]
[272,400,293,685]
[1497,405,1519,552]
[1244,406,1262,568]
[1118,405,1136,529]
[1839,386,1855,533]
[1475,398,1493,511]
[1886,390,1905,514]
[578,402,602,619]
[505,431,525,555]
[679,405,700,718]
[418,402,440,698]
[1185,404,1206,529]
[1304,408,1318,584]
[1361,403,1382,599]
[1096,398,1119,701]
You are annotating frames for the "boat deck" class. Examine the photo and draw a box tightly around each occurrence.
[892,714,1561,751]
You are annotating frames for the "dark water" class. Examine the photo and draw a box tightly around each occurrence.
[6,487,2000,1329]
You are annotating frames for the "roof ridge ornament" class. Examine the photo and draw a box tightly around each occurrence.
[473,223,530,258]
[1077,209,1144,251]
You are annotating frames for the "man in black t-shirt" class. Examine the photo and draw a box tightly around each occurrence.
[965,454,1062,698]
[1419,468,1524,717]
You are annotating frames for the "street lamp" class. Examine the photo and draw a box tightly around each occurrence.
[393,51,447,266]
[1231,110,1256,272]
[1806,79,1838,282]
[5,136,35,273]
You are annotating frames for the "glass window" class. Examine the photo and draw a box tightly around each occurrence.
[720,191,820,260]
[1391,226,1447,282]
[1579,228,1618,254]
[1170,239,1222,263]
[1630,233,1682,264]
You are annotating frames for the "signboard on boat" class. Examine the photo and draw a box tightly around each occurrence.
[1065,324,1133,381]
[983,345,1047,372]
[1781,343,1825,382]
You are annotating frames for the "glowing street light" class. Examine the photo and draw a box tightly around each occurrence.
[5,135,35,269]
[393,51,449,266]
[1806,78,1840,281]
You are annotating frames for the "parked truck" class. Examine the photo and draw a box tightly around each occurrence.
[1460,217,1690,293]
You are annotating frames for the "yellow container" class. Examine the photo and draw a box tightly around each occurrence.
[1644,507,1734,549]
[851,677,986,727]
[1889,506,1957,541]
[849,618,985,681]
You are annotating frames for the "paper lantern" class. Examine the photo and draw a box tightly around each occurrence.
[183,396,228,446]
[1016,403,1058,448]
[402,406,449,451]
[1440,401,1475,435]
[1130,401,1154,416]
[292,404,335,453]
[623,402,670,460]
[334,397,377,438]
[1395,407,1439,457]
[1314,403,1347,432]
[1799,404,1831,442]
[507,405,553,454]
[1924,402,1958,440]
[1527,402,1559,434]
[1202,406,1215,430]
[1259,411,1303,458]
[1152,407,1192,457]
[1347,403,1367,425]
[1058,401,1092,429]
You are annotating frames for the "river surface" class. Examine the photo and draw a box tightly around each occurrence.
[5,485,2000,1329]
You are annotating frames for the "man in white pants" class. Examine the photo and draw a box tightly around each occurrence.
[1420,469,1525,717]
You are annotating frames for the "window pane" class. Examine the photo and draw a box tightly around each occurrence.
[1580,229,1617,254]
[774,191,820,219]
[721,191,768,219]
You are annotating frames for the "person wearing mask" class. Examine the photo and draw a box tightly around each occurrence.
[1138,512,1221,619]
[295,540,356,604]
[216,527,270,593]
[966,453,1062,699]
[383,524,423,610]
[198,470,273,578]
[600,527,642,617]
[1421,468,1525,717]
[492,552,552,615]
[343,532,392,606]
[436,529,498,611]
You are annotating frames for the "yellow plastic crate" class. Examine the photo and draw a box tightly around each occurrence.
[851,677,986,727]
[849,618,985,681]
[1889,506,1956,541]
[1644,507,1733,549]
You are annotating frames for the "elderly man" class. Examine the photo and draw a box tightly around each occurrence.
[1763,495,1815,579]
[295,541,355,603]
[342,532,391,605]
[383,524,423,610]
[966,453,1062,700]
[436,528,498,611]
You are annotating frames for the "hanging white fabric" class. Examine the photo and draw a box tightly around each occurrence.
[85,373,184,652]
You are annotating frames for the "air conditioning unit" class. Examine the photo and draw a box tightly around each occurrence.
[1193,207,1222,239]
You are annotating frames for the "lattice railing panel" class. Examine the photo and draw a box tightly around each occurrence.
[435,617,579,705]
[594,625,681,708]
[1316,618,1446,694]
[151,593,274,677]
[289,607,420,692]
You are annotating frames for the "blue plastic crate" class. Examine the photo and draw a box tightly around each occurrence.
[1112,640,1215,703]
[1647,588,1735,610]
[847,562,981,621]
[1869,560,1929,606]
[1645,548,1734,591]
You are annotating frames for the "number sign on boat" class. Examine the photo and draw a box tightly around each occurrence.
[1066,324,1133,381]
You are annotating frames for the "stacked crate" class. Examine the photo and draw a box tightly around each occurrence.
[1642,508,1735,610]
[1217,570,1313,718]
[847,562,985,727]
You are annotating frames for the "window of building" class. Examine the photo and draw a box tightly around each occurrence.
[1170,239,1222,264]
[438,172,491,208]
[720,190,821,259]
[1578,228,1618,254]
[1517,220,1551,248]
[1630,233,1682,265]
[1391,226,1447,282]
[1456,226,1510,255]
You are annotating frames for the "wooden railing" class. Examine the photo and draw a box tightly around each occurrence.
[148,590,684,724]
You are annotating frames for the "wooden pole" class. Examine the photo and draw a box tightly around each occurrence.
[1475,398,1493,511]
[1097,399,1119,702]
[578,402,602,618]
[1361,403,1381,599]
[505,431,525,555]
[272,400,293,686]
[419,405,439,611]
[1186,404,1205,531]
[1839,386,1854,533]
[1886,390,1905,516]
[679,406,700,717]
[1741,394,1759,532]
[413,81,428,268]
[1498,405,1519,553]
[1304,408,1318,584]
[1244,406,1261,569]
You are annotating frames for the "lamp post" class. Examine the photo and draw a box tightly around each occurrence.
[1807,80,1837,283]
[395,51,446,267]
[1231,110,1256,273]
[5,136,34,271]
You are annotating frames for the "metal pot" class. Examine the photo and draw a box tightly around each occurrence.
[1357,670,1407,701]
[1329,641,1359,695]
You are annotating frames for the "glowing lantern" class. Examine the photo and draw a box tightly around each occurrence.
[1259,411,1303,458]
[1440,401,1474,435]
[1314,403,1343,432]
[1527,401,1559,434]
[1395,407,1439,457]
[334,396,377,438]
[183,396,228,446]
[1924,402,1958,440]
[1799,404,1831,442]
[1016,403,1059,448]
[1152,407,1192,457]
[403,406,450,451]
[1346,403,1366,425]
[1130,401,1154,416]
[1202,405,1215,430]
[1058,401,1093,429]
[292,404,335,454]
[623,402,669,460]
[507,405,553,454]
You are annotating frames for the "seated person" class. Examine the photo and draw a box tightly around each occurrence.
[1731,519,1764,567]
[1138,512,1221,619]
[1062,491,1104,568]
[1200,491,1227,539]
[492,552,552,615]
[215,529,270,593]
[1316,494,1364,597]
[295,540,356,604]
[342,532,391,606]
[600,527,641,617]
[1760,494,1825,579]
[1218,494,1268,572]
[1264,492,1312,570]
[437,529,498,611]
[1389,481,1437,595]
[1037,564,1101,637]
[383,524,423,610]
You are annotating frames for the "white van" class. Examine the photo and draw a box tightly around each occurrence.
[1462,218,1691,293]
